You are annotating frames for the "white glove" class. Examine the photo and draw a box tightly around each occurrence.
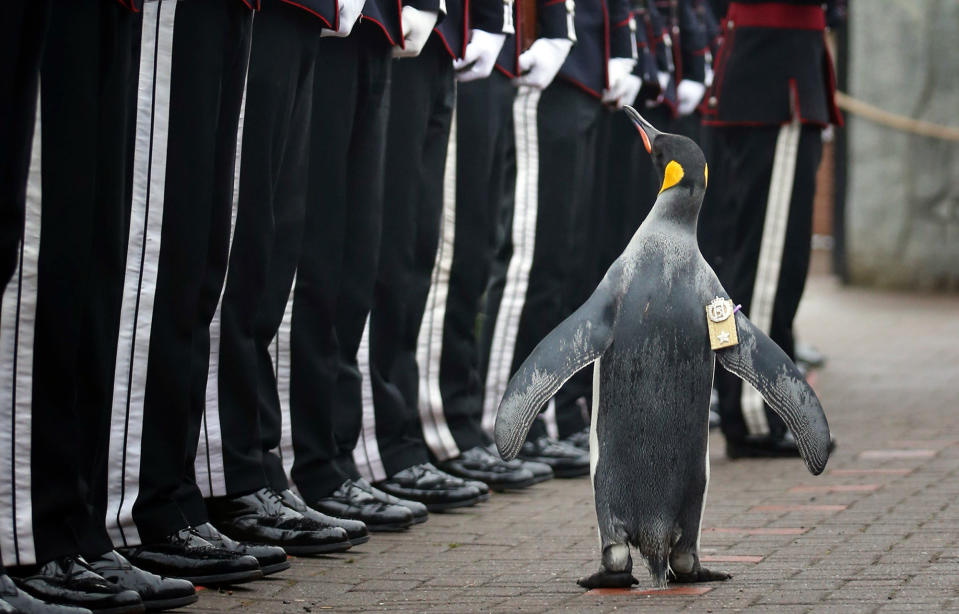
[657,70,671,93]
[601,57,638,108]
[392,6,439,58]
[676,79,706,116]
[321,0,367,37]
[453,29,507,82]
[514,38,573,89]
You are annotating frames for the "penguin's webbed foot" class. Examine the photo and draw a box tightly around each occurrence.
[670,566,732,584]
[577,570,640,589]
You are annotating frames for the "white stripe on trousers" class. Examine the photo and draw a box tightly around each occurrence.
[354,316,387,483]
[196,58,250,499]
[481,86,541,435]
[106,0,176,547]
[0,96,42,567]
[415,105,461,462]
[270,273,296,480]
[741,117,801,436]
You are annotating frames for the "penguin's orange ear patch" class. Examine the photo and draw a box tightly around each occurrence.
[639,127,651,153]
[660,160,684,193]
[704,164,708,188]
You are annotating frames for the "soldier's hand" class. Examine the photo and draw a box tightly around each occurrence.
[321,0,367,37]
[514,38,573,89]
[454,30,507,82]
[602,57,639,108]
[676,79,706,116]
[392,6,439,58]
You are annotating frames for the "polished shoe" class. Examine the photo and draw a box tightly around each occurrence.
[87,551,195,612]
[515,458,554,484]
[353,479,429,524]
[517,436,590,478]
[206,488,351,555]
[561,428,590,452]
[438,446,536,491]
[117,528,261,586]
[483,444,554,485]
[726,431,837,460]
[795,341,826,370]
[13,556,143,614]
[460,477,490,502]
[190,523,289,576]
[1,571,92,613]
[374,463,482,512]
[278,490,370,547]
[310,480,414,532]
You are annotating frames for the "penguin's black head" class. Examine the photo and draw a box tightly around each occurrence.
[623,106,708,199]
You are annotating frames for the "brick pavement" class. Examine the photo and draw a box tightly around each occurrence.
[187,274,959,613]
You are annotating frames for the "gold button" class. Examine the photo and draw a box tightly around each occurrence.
[708,96,717,107]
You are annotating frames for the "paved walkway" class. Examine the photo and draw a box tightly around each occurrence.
[188,273,959,613]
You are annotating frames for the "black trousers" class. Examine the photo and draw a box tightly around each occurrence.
[104,0,253,546]
[198,0,318,503]
[364,39,455,477]
[480,80,603,442]
[0,0,139,566]
[0,1,50,293]
[699,122,822,442]
[0,0,50,572]
[416,71,515,460]
[283,23,392,502]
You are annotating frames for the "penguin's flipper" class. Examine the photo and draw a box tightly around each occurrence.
[716,313,832,475]
[494,274,622,461]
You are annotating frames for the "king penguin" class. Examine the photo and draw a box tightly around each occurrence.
[493,108,832,589]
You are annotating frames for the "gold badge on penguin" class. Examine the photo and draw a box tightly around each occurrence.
[706,297,738,351]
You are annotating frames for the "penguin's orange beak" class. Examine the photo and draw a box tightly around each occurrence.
[624,105,662,154]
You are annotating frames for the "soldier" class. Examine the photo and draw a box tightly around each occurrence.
[409,0,583,490]
[698,0,842,458]
[104,0,343,583]
[215,0,439,532]
[351,0,517,510]
[0,0,203,610]
[477,0,636,476]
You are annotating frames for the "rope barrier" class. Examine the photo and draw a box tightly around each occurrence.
[835,91,959,142]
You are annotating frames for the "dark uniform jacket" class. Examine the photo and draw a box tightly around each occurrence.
[434,0,509,59]
[495,0,578,77]
[557,0,633,98]
[700,0,842,126]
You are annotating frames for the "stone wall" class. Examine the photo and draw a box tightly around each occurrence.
[845,0,959,290]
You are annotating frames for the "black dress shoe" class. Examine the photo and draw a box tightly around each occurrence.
[482,445,554,485]
[189,524,289,577]
[353,480,429,524]
[277,490,370,547]
[518,436,590,478]
[374,463,481,512]
[795,341,827,370]
[13,556,143,614]
[117,528,261,587]
[726,431,837,460]
[561,428,590,452]
[1,572,92,613]
[514,458,554,484]
[466,479,490,502]
[87,551,195,612]
[206,488,351,555]
[438,446,537,491]
[310,480,414,532]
